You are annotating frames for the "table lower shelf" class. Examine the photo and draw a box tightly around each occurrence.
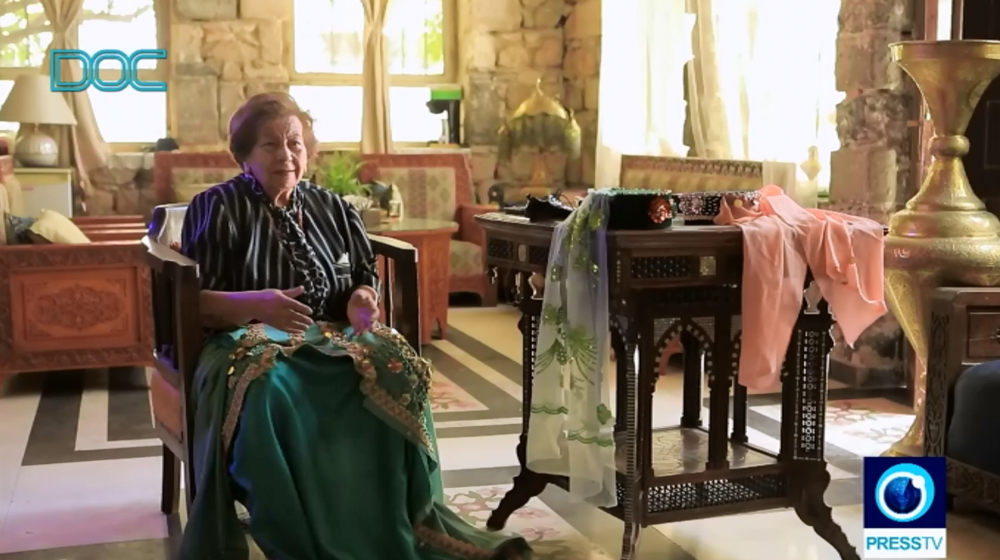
[607,427,790,522]
[614,426,776,477]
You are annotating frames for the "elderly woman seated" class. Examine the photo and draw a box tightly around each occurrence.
[179,92,530,560]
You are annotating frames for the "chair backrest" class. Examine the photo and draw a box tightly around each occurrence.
[619,155,764,193]
[153,152,242,204]
[359,153,474,221]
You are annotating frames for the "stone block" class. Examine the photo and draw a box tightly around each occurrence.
[256,20,284,65]
[467,34,497,69]
[836,30,904,91]
[470,0,522,32]
[584,76,600,110]
[171,24,204,64]
[524,0,567,29]
[564,81,584,111]
[465,72,506,146]
[241,0,291,20]
[836,90,911,151]
[839,0,912,34]
[245,81,289,97]
[174,62,219,76]
[218,81,247,138]
[498,42,530,68]
[533,35,564,67]
[174,76,222,145]
[243,60,289,80]
[563,42,599,79]
[829,146,898,209]
[202,22,260,66]
[470,146,498,184]
[580,145,596,186]
[565,0,601,39]
[176,0,237,21]
[221,61,242,80]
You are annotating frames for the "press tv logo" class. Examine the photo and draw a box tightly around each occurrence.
[863,457,947,558]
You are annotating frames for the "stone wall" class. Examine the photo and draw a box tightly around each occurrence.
[827,0,917,387]
[458,0,570,201]
[562,0,600,188]
[170,0,291,148]
[457,0,602,201]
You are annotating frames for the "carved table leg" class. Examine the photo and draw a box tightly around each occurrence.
[784,299,860,560]
[488,273,555,530]
[618,318,644,560]
[793,463,860,560]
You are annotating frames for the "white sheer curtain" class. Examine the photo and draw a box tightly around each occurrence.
[688,0,843,198]
[594,0,695,188]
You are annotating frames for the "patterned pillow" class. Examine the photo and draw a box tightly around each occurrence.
[5,213,37,245]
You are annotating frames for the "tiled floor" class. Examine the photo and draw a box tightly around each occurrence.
[0,304,997,559]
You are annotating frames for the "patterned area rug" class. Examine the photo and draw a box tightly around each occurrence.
[752,398,915,457]
[445,485,613,560]
[245,485,611,560]
[430,370,488,412]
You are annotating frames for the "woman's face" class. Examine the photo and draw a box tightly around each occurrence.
[243,114,308,201]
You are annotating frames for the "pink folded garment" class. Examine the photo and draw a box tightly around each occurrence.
[714,185,887,389]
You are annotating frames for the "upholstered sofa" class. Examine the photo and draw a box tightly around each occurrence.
[153,151,497,306]
[0,154,153,377]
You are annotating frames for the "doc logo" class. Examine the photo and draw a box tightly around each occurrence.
[863,457,947,558]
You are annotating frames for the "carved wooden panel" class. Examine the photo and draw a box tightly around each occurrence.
[10,272,137,350]
[0,244,154,374]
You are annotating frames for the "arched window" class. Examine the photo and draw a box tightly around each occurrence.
[290,0,453,144]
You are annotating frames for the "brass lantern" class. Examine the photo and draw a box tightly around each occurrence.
[498,80,581,201]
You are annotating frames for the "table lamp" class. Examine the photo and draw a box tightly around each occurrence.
[0,74,77,167]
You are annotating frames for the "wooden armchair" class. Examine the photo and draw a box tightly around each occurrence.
[145,204,422,513]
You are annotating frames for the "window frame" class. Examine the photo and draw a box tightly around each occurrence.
[286,0,458,149]
[0,0,168,152]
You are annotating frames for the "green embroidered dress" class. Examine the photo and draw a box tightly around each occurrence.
[178,180,530,560]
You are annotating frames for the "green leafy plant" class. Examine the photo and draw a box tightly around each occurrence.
[313,152,365,197]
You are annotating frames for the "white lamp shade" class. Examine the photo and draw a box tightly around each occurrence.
[0,74,78,126]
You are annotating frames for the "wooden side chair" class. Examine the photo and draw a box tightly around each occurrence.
[144,204,422,513]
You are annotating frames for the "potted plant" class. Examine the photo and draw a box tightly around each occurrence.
[313,151,365,197]
[312,152,381,227]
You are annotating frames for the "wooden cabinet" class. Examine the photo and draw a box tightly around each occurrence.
[927,287,1000,507]
[14,166,74,217]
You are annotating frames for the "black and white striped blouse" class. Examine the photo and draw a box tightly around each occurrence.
[180,175,379,322]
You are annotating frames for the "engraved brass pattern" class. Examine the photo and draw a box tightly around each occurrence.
[884,40,1000,457]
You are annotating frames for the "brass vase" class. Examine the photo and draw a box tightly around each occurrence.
[884,40,1000,457]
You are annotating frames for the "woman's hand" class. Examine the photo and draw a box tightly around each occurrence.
[250,286,314,334]
[347,287,379,334]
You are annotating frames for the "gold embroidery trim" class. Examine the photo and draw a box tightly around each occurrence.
[220,326,308,454]
[219,323,434,457]
[414,525,495,560]
[321,323,435,451]
[221,346,277,454]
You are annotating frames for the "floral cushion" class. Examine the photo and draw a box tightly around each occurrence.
[449,240,482,277]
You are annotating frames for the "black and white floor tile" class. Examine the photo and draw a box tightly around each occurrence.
[0,306,997,559]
